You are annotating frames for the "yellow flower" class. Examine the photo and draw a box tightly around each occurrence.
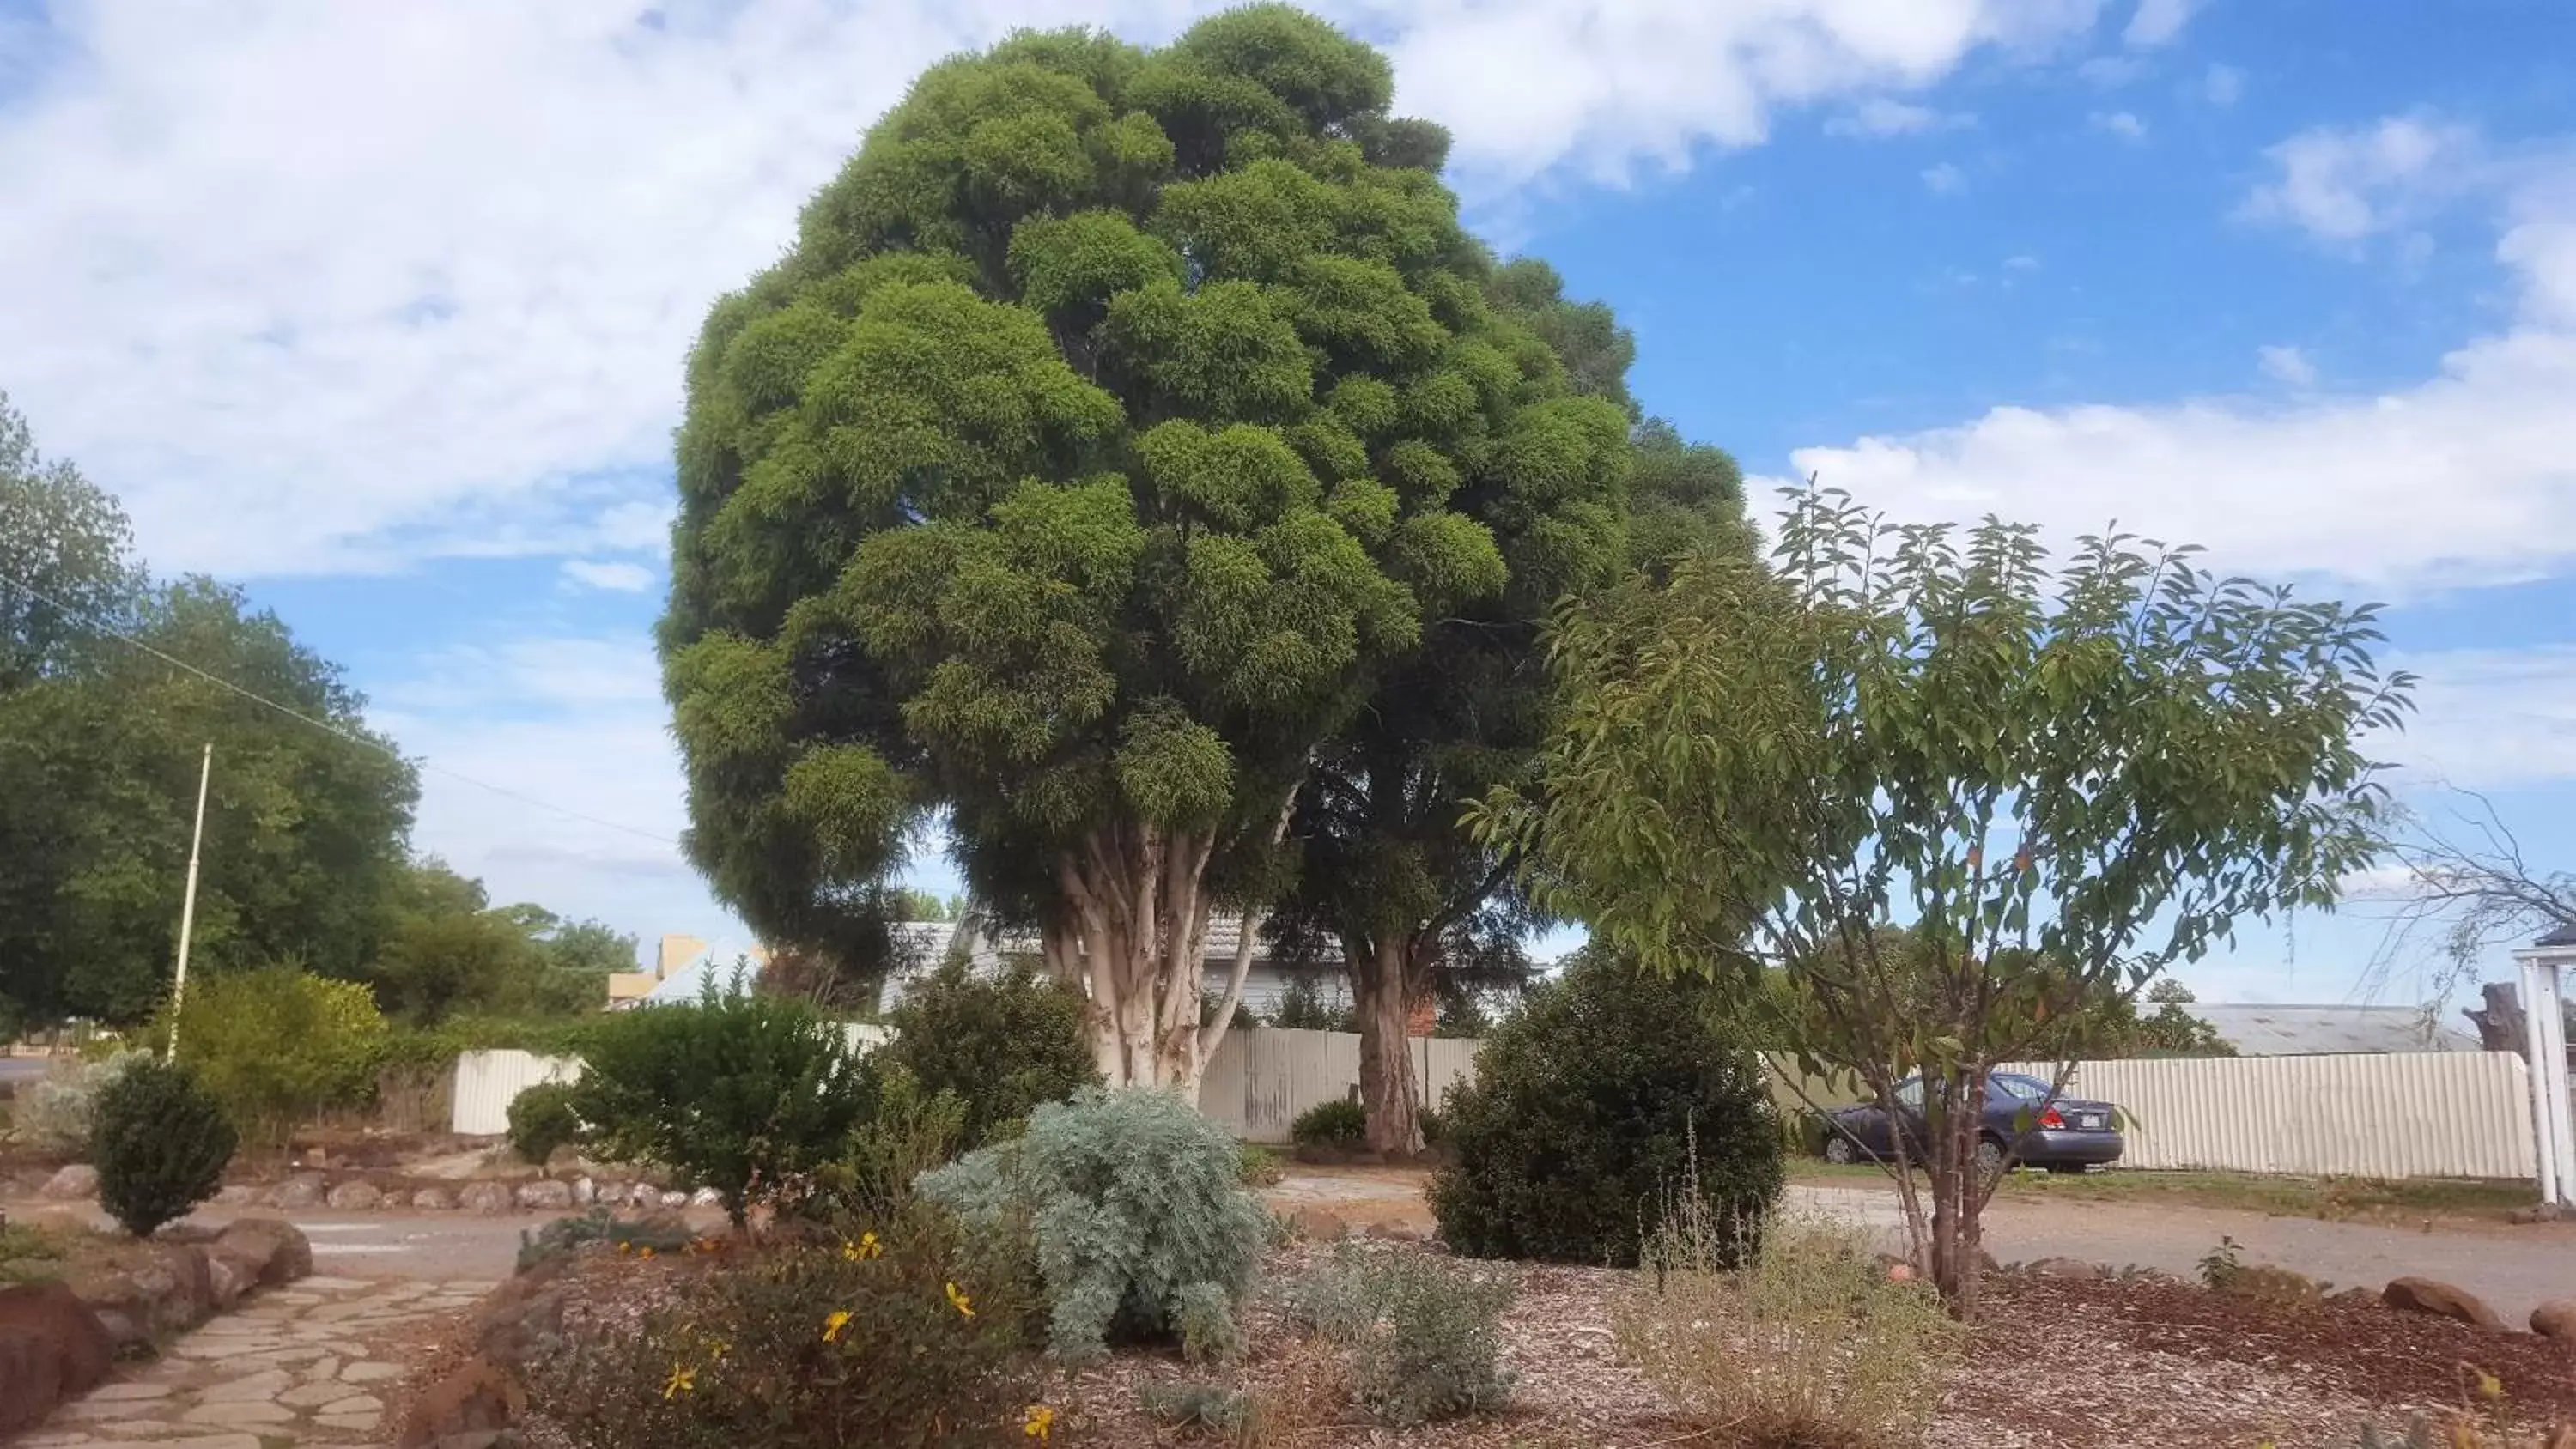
[2474,1367,2503,1401]
[639,1246,655,1260]
[616,1241,632,1255]
[662,1364,696,1400]
[822,1309,853,1343]
[841,1231,883,1263]
[1024,1404,1055,1440]
[945,1282,975,1319]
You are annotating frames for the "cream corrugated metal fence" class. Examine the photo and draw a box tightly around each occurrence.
[1996,1051,2536,1179]
[1200,1028,1479,1143]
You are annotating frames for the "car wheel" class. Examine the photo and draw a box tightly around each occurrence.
[1823,1134,1859,1165]
[1974,1137,2008,1175]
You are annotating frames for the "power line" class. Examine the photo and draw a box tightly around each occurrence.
[0,565,680,846]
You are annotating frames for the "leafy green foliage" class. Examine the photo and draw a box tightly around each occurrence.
[568,979,871,1224]
[1285,1245,1516,1426]
[1429,948,1783,1268]
[93,1058,238,1237]
[877,961,1099,1149]
[507,1081,586,1166]
[364,861,636,1024]
[1139,1380,1255,1437]
[1483,484,2413,1309]
[527,1211,1039,1449]
[658,8,1643,1064]
[15,1051,147,1153]
[171,967,389,1143]
[1262,974,1356,1031]
[1289,1098,1365,1148]
[915,1087,1269,1363]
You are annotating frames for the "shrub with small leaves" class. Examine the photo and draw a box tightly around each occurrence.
[1431,947,1783,1268]
[1141,1381,1255,1438]
[1290,1098,1365,1149]
[1236,1144,1285,1187]
[1286,1245,1515,1426]
[92,1058,237,1238]
[507,1081,586,1167]
[169,967,387,1143]
[916,1087,1269,1363]
[16,1051,147,1153]
[528,1208,1039,1449]
[877,961,1100,1150]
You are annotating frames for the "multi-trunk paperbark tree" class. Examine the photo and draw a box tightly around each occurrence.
[659,9,1632,1090]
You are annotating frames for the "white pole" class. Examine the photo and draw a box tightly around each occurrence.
[2523,957,2561,1205]
[166,743,213,1059]
[2537,961,2576,1205]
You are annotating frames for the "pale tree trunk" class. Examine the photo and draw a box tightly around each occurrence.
[1349,936,1425,1155]
[1052,822,1217,1093]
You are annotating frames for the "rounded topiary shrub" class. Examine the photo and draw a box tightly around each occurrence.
[1429,948,1782,1268]
[878,961,1100,1150]
[92,1057,238,1238]
[507,1080,586,1167]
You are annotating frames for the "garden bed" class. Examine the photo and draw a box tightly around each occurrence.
[422,1234,2574,1449]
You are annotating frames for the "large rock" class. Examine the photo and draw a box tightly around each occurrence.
[392,1358,523,1449]
[460,1182,516,1216]
[1288,1206,1348,1241]
[209,1218,313,1294]
[515,1179,573,1211]
[326,1180,385,1211]
[212,1185,261,1207]
[269,1173,330,1210]
[64,1242,215,1345]
[412,1186,456,1210]
[2383,1276,2505,1332]
[689,1187,723,1209]
[568,1176,596,1207]
[2532,1298,2576,1340]
[0,1282,116,1435]
[39,1164,98,1200]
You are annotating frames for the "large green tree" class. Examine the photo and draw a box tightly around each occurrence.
[660,9,1633,1088]
[362,859,637,1023]
[1,392,144,691]
[1266,261,1753,1152]
[1479,487,2409,1314]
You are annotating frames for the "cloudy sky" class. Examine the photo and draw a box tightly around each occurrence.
[4,0,2572,1008]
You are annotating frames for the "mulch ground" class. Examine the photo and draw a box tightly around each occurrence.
[399,1238,2575,1449]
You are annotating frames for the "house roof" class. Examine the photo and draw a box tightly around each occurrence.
[641,943,769,1004]
[2192,1003,2482,1057]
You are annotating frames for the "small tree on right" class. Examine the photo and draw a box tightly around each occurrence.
[1478,486,2411,1316]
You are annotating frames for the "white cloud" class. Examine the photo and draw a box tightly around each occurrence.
[1922,161,1968,195]
[2121,0,2201,47]
[1774,167,2576,595]
[2255,343,2317,386]
[2242,112,2483,241]
[1824,97,1973,137]
[562,558,655,592]
[0,0,2113,579]
[2004,253,2042,270]
[372,634,730,951]
[2202,63,2245,106]
[2091,109,2148,142]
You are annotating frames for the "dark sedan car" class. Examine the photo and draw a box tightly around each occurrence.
[1820,1071,2123,1173]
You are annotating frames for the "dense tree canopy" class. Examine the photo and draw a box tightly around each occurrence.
[0,394,629,1028]
[660,8,1648,1086]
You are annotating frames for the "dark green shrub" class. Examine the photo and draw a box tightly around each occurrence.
[1286,1245,1515,1425]
[916,1087,1270,1363]
[527,1208,1039,1448]
[93,1058,237,1237]
[1141,1381,1254,1436]
[877,961,1099,1150]
[507,1081,585,1166]
[168,967,386,1143]
[817,1061,969,1222]
[1430,947,1783,1268]
[1290,1098,1365,1149]
[1236,1144,1285,1187]
[1264,976,1357,1032]
[568,976,870,1225]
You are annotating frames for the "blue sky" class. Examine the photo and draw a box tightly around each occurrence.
[4,0,2573,1014]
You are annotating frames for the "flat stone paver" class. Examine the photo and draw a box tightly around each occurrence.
[9,1274,499,1449]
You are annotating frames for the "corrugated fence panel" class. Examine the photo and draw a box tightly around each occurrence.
[1999,1052,2535,1180]
[451,1050,583,1136]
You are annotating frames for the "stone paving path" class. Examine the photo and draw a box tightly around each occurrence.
[10,1275,496,1449]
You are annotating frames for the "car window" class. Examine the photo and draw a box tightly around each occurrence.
[1893,1078,1924,1110]
[1988,1074,2049,1103]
